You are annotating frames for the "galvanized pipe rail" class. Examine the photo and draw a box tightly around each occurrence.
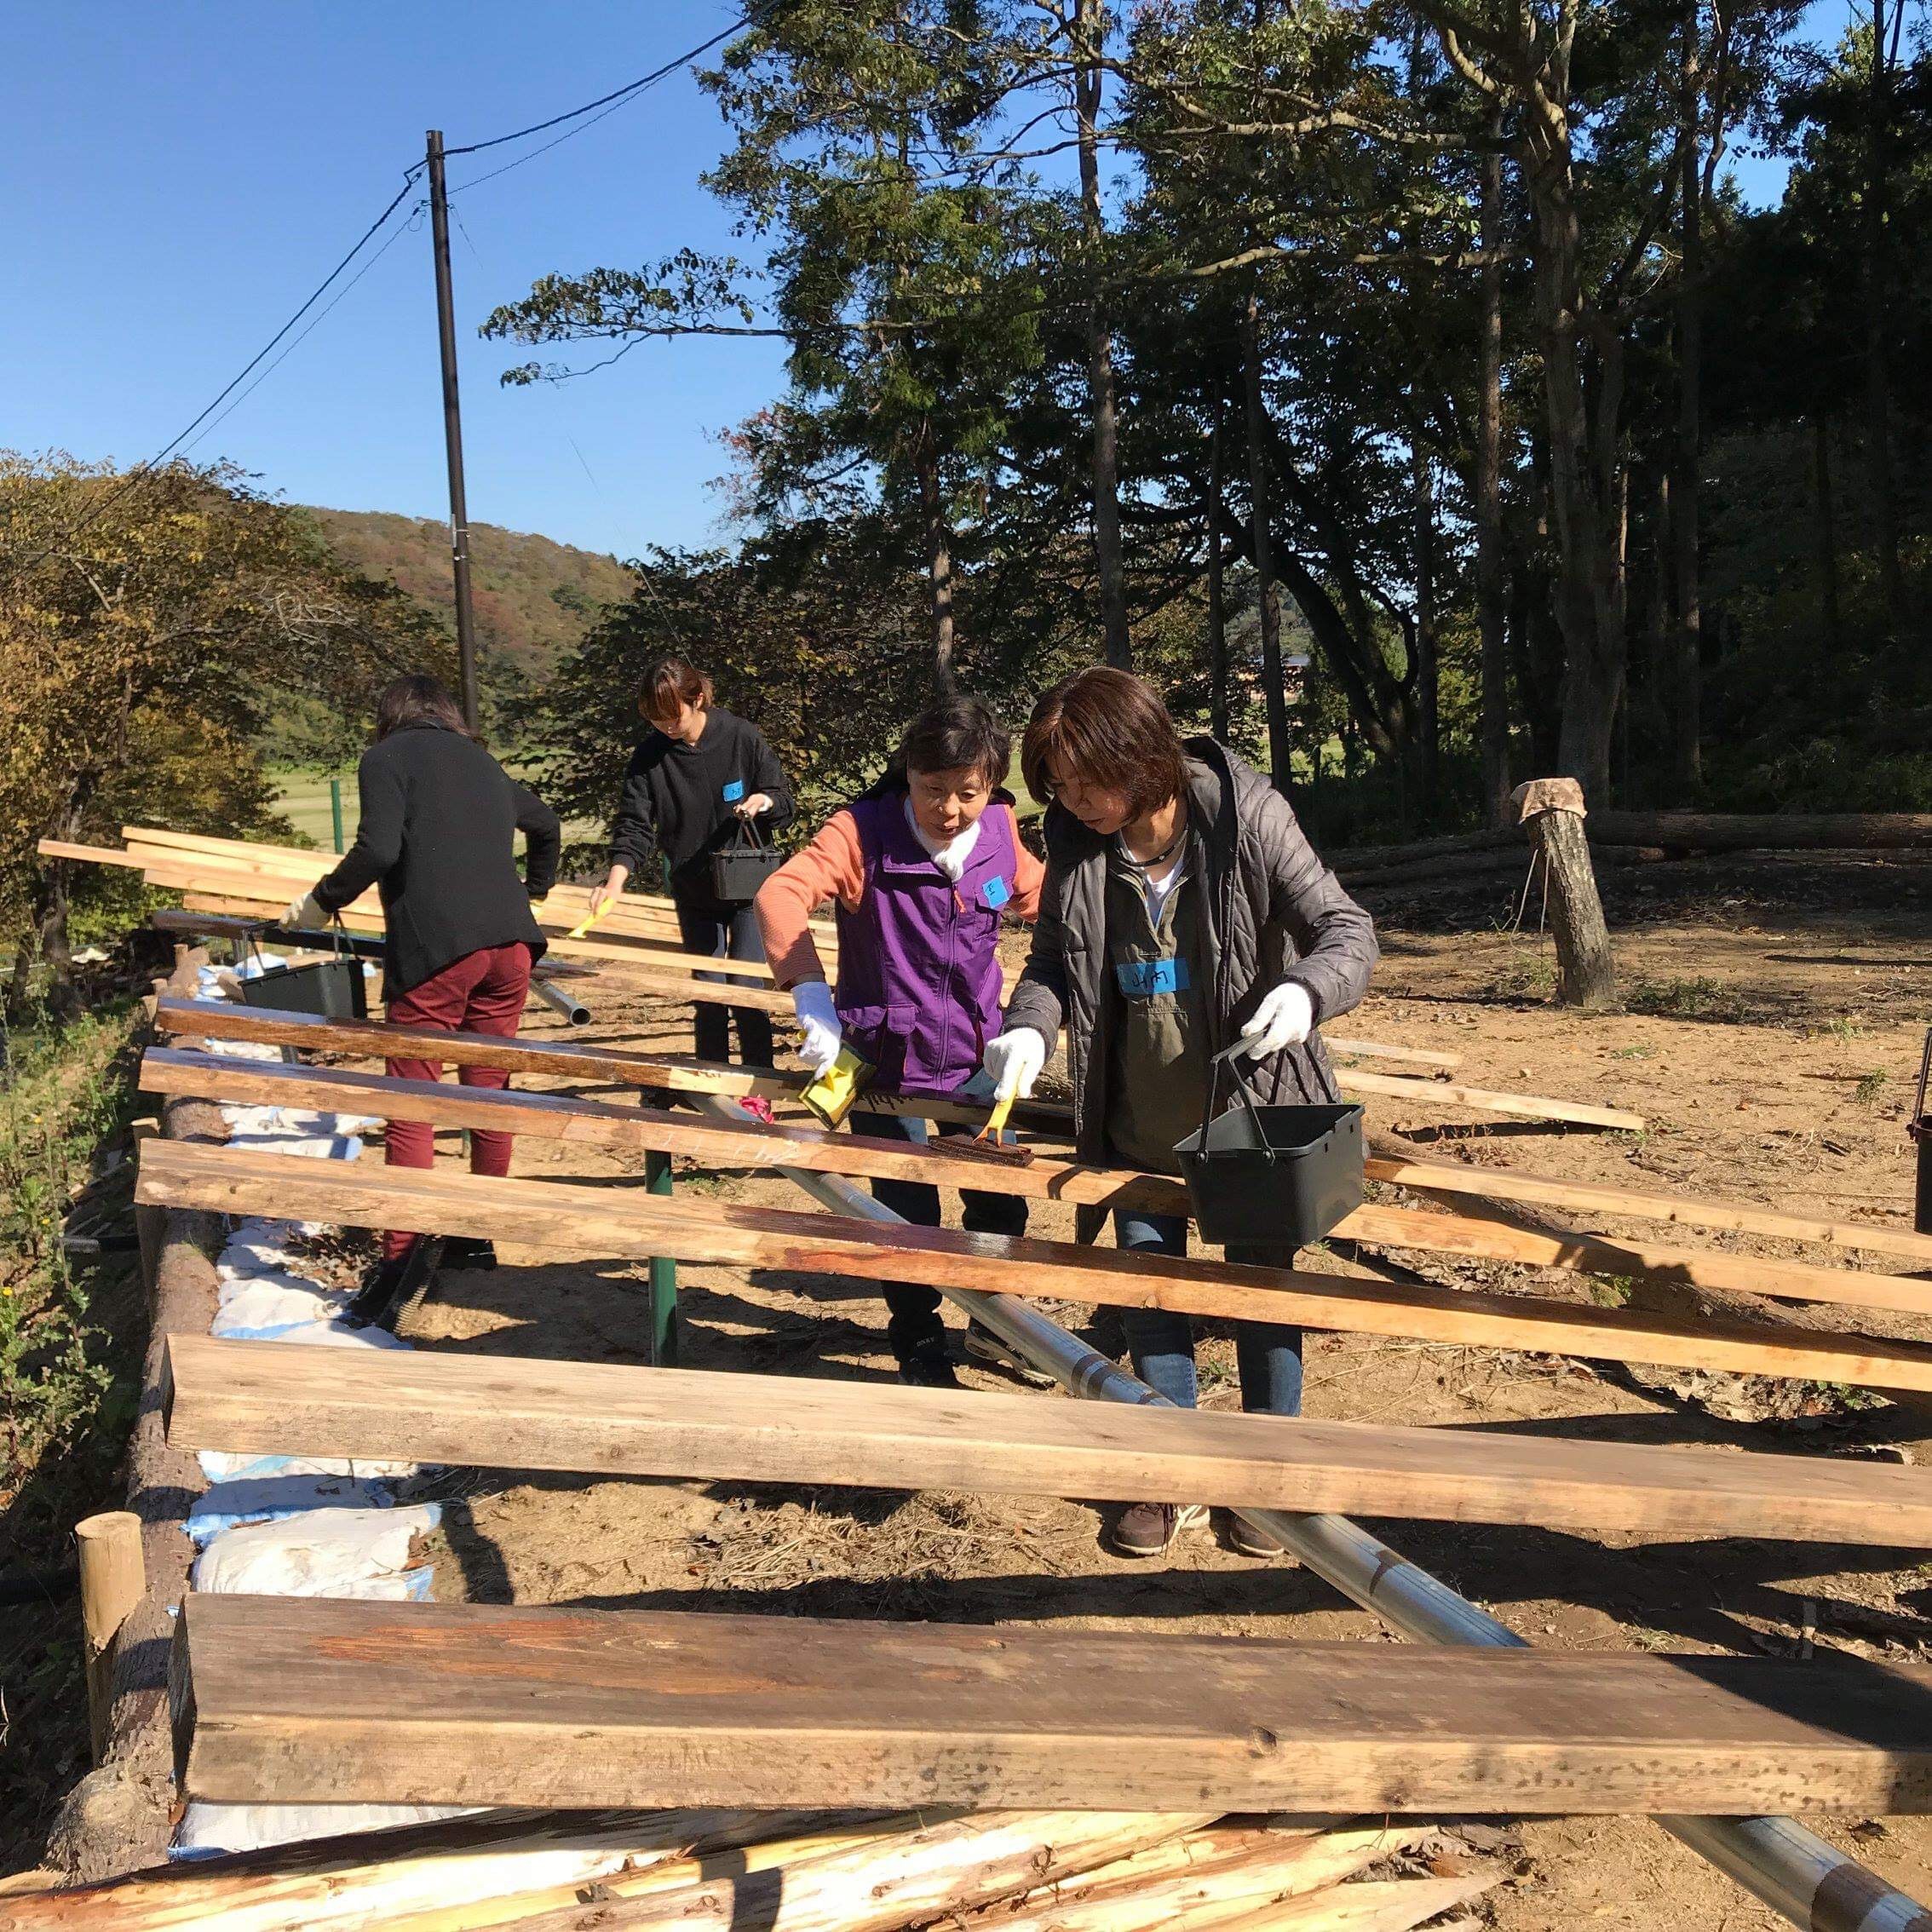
[696,1094,1932,1932]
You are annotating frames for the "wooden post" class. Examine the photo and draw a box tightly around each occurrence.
[74,1512,144,1764]
[647,1149,679,1367]
[1513,778,1616,1008]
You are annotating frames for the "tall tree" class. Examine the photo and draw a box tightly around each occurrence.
[1069,0,1132,667]
[485,1,1044,693]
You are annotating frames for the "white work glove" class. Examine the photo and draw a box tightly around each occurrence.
[1238,981,1314,1060]
[982,1027,1047,1102]
[791,980,843,1078]
[283,889,330,931]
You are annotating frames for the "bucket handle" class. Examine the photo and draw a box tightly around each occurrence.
[722,814,768,854]
[1199,1043,1272,1158]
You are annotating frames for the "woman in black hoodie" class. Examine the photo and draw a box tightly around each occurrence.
[286,675,561,1309]
[589,656,793,1078]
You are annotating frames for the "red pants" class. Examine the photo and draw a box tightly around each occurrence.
[382,942,532,1260]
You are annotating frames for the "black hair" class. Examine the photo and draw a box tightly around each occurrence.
[865,695,1011,799]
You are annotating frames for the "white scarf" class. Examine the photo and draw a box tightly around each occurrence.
[903,796,982,883]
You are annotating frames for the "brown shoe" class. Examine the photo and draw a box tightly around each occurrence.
[1109,1502,1206,1558]
[1224,1510,1293,1561]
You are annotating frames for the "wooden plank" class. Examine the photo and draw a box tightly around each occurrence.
[121,825,843,945]
[1365,1153,1932,1268]
[134,1139,1932,1393]
[149,997,1074,1133]
[1339,1067,1643,1131]
[141,1049,1932,1319]
[162,1332,1932,1544]
[46,837,789,981]
[120,819,842,931]
[170,1593,1932,1814]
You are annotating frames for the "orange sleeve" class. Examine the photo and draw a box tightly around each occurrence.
[1008,807,1045,923]
[755,809,865,988]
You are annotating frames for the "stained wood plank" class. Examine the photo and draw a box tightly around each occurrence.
[141,1049,1932,1319]
[150,997,1072,1132]
[134,1139,1932,1394]
[170,1594,1932,1814]
[161,1332,1932,1545]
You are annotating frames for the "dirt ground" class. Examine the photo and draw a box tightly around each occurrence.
[354,848,1931,1930]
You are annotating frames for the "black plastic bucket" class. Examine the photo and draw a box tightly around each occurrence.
[710,819,783,904]
[238,923,369,1021]
[1176,1045,1365,1247]
[239,957,369,1021]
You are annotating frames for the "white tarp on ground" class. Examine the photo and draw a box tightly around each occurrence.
[172,966,469,1859]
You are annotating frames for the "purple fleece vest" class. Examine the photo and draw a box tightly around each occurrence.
[833,793,1017,1099]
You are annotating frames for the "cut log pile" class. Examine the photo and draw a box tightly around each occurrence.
[0,1805,1489,1932]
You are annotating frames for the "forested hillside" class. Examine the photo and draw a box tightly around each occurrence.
[301,506,634,676]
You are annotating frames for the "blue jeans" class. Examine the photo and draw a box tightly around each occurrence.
[1113,1210,1302,1416]
[850,1107,1029,1361]
[676,901,774,1067]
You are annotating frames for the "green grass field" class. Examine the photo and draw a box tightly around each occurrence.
[272,769,355,850]
[271,768,603,855]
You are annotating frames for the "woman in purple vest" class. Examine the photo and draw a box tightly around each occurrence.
[756,699,1045,1385]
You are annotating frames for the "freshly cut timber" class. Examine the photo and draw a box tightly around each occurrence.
[1366,1152,1932,1268]
[163,1332,1932,1545]
[118,823,1459,1070]
[135,1139,1932,1394]
[170,1594,1932,1814]
[1337,1067,1642,1131]
[141,1049,1932,1319]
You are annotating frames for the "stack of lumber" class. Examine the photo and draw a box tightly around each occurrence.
[49,825,1649,1124]
[141,1005,1932,1393]
[141,1036,1932,1317]
[141,1134,1932,1394]
[0,1805,1492,1932]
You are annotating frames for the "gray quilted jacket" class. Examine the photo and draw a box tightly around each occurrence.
[1002,737,1377,1238]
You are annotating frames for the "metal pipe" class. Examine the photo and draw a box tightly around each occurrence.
[698,1093,1932,1930]
[530,977,591,1027]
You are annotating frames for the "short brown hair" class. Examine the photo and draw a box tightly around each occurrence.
[1021,668,1185,818]
[637,656,714,724]
[374,673,473,741]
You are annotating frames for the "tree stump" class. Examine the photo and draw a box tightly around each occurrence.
[1513,778,1616,1008]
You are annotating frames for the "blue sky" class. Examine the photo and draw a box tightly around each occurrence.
[4,3,789,560]
[5,3,1815,564]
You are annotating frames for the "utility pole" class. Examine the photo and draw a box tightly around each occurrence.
[426,130,481,733]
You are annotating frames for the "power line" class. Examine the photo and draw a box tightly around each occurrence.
[5,5,783,581]
[441,3,771,161]
[3,170,424,581]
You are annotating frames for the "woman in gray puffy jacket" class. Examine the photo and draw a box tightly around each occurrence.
[985,667,1377,1561]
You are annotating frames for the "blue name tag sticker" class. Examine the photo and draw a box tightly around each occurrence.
[722,778,746,802]
[981,875,1011,910]
[1115,957,1189,998]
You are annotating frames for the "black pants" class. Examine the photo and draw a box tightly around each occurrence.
[676,900,774,1067]
[848,1107,1028,1361]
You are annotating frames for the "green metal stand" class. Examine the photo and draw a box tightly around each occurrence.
[645,1149,679,1366]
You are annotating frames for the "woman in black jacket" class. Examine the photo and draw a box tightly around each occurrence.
[286,675,561,1309]
[589,656,793,1076]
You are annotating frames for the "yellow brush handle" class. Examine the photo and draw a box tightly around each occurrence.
[564,900,616,941]
[981,1090,1015,1137]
